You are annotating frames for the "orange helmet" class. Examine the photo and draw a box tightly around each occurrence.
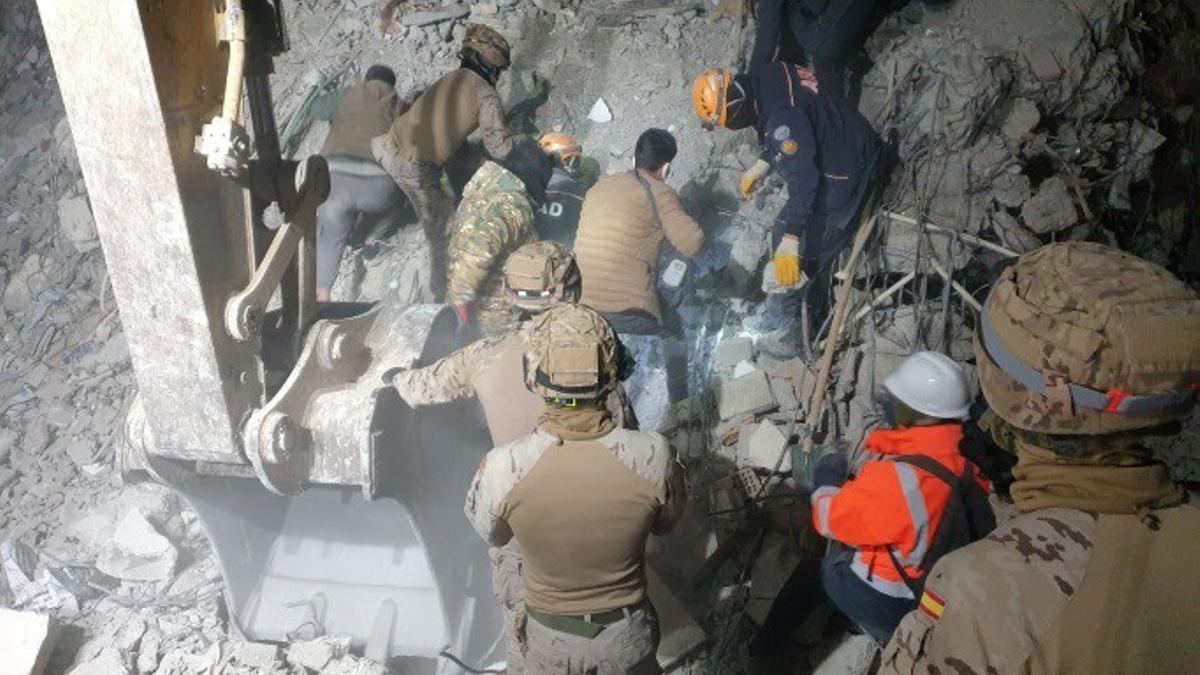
[538,132,583,164]
[692,68,733,129]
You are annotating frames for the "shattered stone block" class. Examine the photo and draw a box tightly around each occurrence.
[66,647,128,675]
[0,608,56,675]
[1001,98,1040,141]
[96,509,178,582]
[739,420,791,473]
[717,370,777,421]
[231,641,282,669]
[1021,175,1078,233]
[713,337,754,372]
[768,376,798,412]
[287,635,352,671]
[56,194,98,252]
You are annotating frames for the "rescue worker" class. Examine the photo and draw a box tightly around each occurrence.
[691,64,880,351]
[391,242,626,675]
[373,24,516,300]
[446,139,555,339]
[573,128,705,336]
[534,132,590,247]
[315,65,402,302]
[748,0,879,97]
[881,242,1200,675]
[808,351,991,644]
[391,240,635,446]
[465,304,686,675]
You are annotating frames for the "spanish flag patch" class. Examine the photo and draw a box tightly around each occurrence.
[919,589,946,621]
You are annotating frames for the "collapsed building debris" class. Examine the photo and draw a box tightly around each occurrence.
[1,0,1196,673]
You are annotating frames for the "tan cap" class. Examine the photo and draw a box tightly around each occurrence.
[524,304,621,401]
[463,23,511,69]
[976,241,1200,436]
[504,241,581,314]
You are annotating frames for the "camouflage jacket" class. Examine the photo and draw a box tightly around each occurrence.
[880,503,1200,675]
[447,162,537,327]
[392,323,639,446]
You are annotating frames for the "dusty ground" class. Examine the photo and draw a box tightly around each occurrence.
[1,0,1197,673]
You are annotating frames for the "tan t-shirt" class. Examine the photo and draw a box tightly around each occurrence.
[465,426,686,614]
[321,80,398,160]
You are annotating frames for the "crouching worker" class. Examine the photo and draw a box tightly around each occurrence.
[810,351,993,643]
[465,304,686,674]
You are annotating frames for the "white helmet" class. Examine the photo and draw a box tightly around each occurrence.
[883,351,971,420]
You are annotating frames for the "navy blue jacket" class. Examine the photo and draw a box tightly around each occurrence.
[752,62,879,239]
[534,166,587,246]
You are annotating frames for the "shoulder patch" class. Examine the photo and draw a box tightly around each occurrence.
[781,139,799,156]
[918,588,946,620]
[772,125,791,141]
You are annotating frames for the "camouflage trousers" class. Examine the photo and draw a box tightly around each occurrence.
[525,605,661,675]
[475,295,521,339]
[490,542,527,675]
[372,134,454,300]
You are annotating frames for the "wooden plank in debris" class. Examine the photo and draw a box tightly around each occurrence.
[649,567,707,670]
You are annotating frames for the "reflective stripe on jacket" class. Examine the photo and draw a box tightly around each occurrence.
[811,424,987,599]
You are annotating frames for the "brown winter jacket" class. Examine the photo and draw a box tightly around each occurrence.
[321,80,398,161]
[386,68,513,166]
[574,169,704,322]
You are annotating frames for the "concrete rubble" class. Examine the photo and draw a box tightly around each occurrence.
[1,0,1196,673]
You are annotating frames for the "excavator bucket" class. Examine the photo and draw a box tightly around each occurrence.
[121,303,505,672]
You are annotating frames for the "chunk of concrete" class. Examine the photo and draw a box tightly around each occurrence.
[587,97,613,123]
[713,337,754,372]
[1021,176,1078,233]
[96,509,178,582]
[57,194,98,252]
[287,635,352,671]
[67,647,128,675]
[0,609,56,675]
[1001,98,1040,141]
[717,369,777,421]
[739,420,791,473]
[231,641,282,668]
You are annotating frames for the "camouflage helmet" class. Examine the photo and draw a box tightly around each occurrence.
[503,241,581,314]
[524,304,622,401]
[976,241,1200,436]
[462,24,511,69]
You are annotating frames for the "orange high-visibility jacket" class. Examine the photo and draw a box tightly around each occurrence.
[811,424,989,599]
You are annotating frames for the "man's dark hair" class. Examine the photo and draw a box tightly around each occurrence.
[365,64,397,88]
[634,128,677,172]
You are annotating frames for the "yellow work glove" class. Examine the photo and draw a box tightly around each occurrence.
[739,159,771,200]
[773,234,802,287]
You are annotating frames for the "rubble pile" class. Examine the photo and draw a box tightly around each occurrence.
[862,0,1171,266]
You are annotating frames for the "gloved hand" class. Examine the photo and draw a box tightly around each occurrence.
[739,159,771,200]
[452,303,472,335]
[773,234,802,287]
[812,451,849,490]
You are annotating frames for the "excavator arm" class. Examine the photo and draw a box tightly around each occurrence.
[36,0,502,669]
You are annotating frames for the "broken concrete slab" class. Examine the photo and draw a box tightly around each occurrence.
[1021,175,1078,233]
[739,420,791,473]
[713,336,754,372]
[717,369,777,421]
[1001,98,1040,141]
[96,509,178,582]
[230,641,283,668]
[587,97,613,123]
[57,194,97,252]
[287,635,352,671]
[67,647,128,675]
[0,608,56,675]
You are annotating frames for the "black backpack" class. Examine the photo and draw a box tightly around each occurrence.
[886,455,996,597]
